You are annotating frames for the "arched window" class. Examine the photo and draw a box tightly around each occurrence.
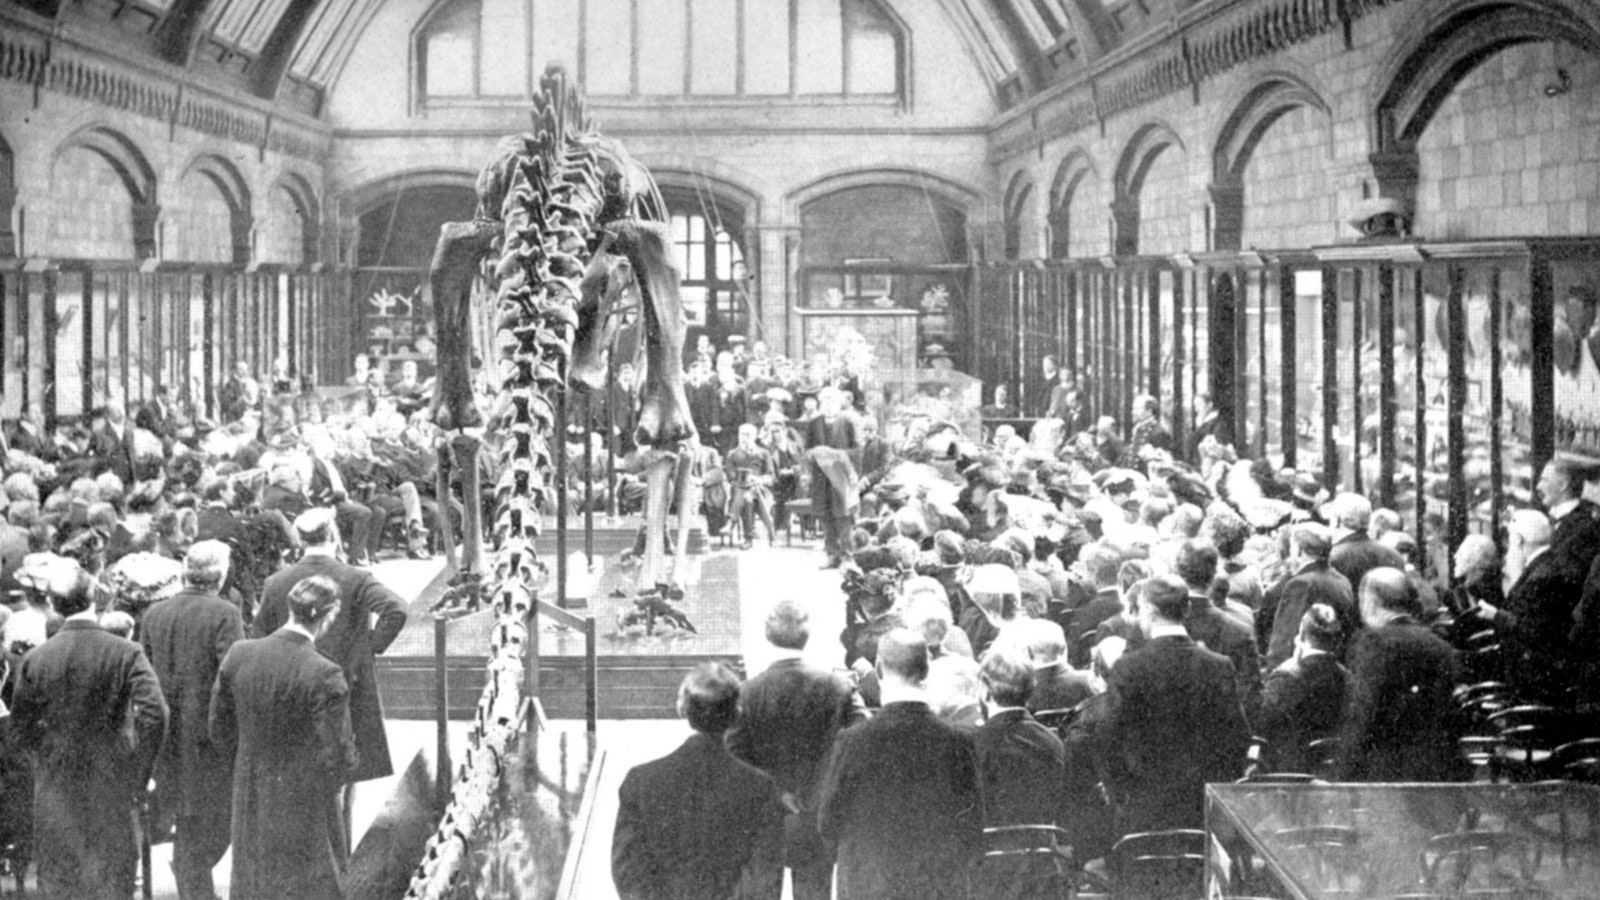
[668,208,748,346]
[418,0,904,102]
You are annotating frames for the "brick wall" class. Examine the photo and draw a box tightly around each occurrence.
[1415,40,1600,239]
[1064,171,1111,259]
[258,185,310,264]
[44,145,135,259]
[1239,104,1338,249]
[167,171,235,263]
[799,185,968,267]
[1136,145,1192,256]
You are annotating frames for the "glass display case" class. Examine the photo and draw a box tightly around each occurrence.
[875,367,984,441]
[1206,782,1600,900]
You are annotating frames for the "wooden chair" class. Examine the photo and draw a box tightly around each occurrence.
[1420,830,1536,896]
[1486,705,1583,782]
[1108,829,1207,900]
[1272,825,1370,894]
[1306,737,1341,781]
[1033,707,1081,735]
[978,824,1077,898]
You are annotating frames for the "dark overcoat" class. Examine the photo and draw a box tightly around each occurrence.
[140,587,245,819]
[611,732,783,900]
[254,552,406,781]
[1337,617,1468,783]
[10,619,167,900]
[1102,634,1250,833]
[209,629,358,900]
[816,701,984,900]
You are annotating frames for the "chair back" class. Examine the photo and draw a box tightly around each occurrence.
[979,824,1075,899]
[1109,829,1207,900]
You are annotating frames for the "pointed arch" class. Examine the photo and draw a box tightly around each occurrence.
[1048,149,1100,258]
[53,125,159,257]
[1111,121,1186,256]
[179,152,254,263]
[272,170,322,264]
[1210,72,1331,250]
[55,125,157,205]
[1373,0,1600,154]
[1213,72,1332,184]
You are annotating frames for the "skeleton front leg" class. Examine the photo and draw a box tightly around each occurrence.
[638,448,678,589]
[451,433,486,578]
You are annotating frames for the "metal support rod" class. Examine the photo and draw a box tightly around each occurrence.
[584,392,594,567]
[434,616,451,810]
[584,616,598,737]
[606,347,618,518]
[525,599,539,736]
[556,386,568,609]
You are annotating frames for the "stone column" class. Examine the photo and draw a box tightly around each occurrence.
[1208,180,1245,252]
[0,185,16,257]
[132,201,161,260]
[1110,197,1140,257]
[751,221,799,356]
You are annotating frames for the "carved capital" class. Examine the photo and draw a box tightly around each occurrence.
[131,201,161,260]
[1208,181,1245,252]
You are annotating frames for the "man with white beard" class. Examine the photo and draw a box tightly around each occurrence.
[1476,509,1588,702]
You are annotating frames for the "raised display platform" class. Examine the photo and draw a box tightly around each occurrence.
[376,521,751,720]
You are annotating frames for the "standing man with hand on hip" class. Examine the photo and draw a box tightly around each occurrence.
[211,575,359,900]
[140,540,246,900]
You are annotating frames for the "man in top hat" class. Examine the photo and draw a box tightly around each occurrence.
[251,509,406,843]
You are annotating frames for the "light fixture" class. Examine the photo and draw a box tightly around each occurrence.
[1545,67,1571,97]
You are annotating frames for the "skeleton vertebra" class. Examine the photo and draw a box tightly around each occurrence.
[406,65,697,899]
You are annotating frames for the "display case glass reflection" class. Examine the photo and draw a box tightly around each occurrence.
[1189,274,1210,442]
[1293,272,1323,475]
[1243,270,1264,455]
[1357,269,1383,496]
[1393,269,1421,542]
[1159,270,1177,429]
[1500,266,1535,509]
[1549,259,1600,459]
[1334,270,1357,492]
[1461,266,1497,538]
[1262,274,1283,461]
[1206,782,1600,900]
[1420,266,1453,583]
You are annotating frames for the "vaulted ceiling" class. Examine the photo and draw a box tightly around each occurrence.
[7,0,1155,116]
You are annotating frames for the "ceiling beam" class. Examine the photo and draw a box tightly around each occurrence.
[250,0,320,101]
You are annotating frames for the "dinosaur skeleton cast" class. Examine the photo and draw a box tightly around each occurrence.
[405,66,697,898]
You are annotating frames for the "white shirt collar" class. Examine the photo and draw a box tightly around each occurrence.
[1550,499,1579,522]
[1149,623,1188,639]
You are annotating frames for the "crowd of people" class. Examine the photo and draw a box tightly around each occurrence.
[0,360,425,899]
[612,379,1600,900]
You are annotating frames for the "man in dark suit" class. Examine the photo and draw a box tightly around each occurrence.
[1261,523,1359,669]
[134,383,178,442]
[252,509,407,828]
[10,565,168,900]
[1258,603,1349,774]
[1474,510,1586,704]
[1065,544,1123,667]
[1325,493,1407,594]
[973,647,1068,899]
[613,663,784,900]
[1102,574,1250,833]
[1013,618,1095,713]
[1176,539,1263,718]
[1337,567,1467,782]
[89,399,139,484]
[1186,392,1225,463]
[210,575,358,900]
[725,599,866,900]
[140,540,246,900]
[1538,458,1600,574]
[817,629,984,900]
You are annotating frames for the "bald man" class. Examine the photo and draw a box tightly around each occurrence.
[1477,510,1588,703]
[1337,568,1466,782]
